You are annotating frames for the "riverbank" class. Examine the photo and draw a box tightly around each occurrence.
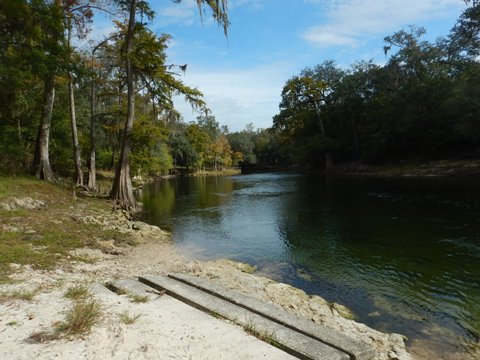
[332,159,480,177]
[367,159,480,177]
[0,176,417,359]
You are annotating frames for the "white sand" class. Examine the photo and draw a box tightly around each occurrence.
[0,263,295,360]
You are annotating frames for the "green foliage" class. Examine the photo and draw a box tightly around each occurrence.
[0,0,232,182]
[272,16,480,169]
[131,114,173,176]
[185,123,212,170]
[211,134,232,169]
[2,1,479,178]
[227,124,257,164]
[450,3,480,58]
[0,0,65,173]
[197,113,221,140]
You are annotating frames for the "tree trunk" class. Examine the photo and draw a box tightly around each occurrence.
[110,0,138,211]
[325,153,333,173]
[87,72,97,191]
[314,105,327,138]
[32,76,55,181]
[17,117,22,142]
[314,108,333,174]
[68,75,84,186]
[351,114,360,160]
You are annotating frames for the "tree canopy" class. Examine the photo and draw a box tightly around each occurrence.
[1,1,479,200]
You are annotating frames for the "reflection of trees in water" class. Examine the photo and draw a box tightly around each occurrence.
[275,175,480,347]
[140,180,177,225]
[192,176,234,210]
[141,176,235,225]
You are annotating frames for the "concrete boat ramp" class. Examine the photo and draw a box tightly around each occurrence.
[104,273,375,360]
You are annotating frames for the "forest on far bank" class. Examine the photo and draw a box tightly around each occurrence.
[0,1,479,207]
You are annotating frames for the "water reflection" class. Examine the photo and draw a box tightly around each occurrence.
[141,173,480,358]
[141,176,236,227]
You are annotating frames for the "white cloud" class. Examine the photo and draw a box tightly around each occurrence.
[303,0,464,48]
[173,62,294,131]
[155,2,197,26]
[304,26,359,47]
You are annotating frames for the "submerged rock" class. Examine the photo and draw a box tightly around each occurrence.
[220,259,257,274]
[331,302,357,320]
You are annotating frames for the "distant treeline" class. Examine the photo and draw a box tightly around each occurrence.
[247,5,480,171]
[0,1,479,187]
[228,3,480,171]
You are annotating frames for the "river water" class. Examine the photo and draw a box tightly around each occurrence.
[140,173,480,358]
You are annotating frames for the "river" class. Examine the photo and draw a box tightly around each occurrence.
[139,173,480,358]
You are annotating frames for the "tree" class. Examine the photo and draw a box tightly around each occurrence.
[31,0,67,181]
[110,0,139,210]
[274,61,345,172]
[227,124,257,165]
[65,1,97,186]
[27,0,95,182]
[131,113,172,176]
[185,123,211,170]
[211,134,232,170]
[110,0,229,211]
[67,25,83,186]
[450,2,480,59]
[197,112,220,140]
[86,37,114,191]
[0,3,41,173]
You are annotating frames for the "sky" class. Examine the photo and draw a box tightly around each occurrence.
[90,0,469,132]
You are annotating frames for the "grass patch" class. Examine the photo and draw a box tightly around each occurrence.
[64,285,90,301]
[0,272,20,285]
[0,289,36,302]
[0,175,138,278]
[0,231,76,277]
[28,291,102,343]
[55,300,102,336]
[128,293,149,303]
[119,311,141,324]
[244,319,281,347]
[0,175,67,200]
[101,229,135,246]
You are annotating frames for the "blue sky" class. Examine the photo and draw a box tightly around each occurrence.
[91,0,469,132]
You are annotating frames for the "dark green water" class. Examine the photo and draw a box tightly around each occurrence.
[140,173,480,357]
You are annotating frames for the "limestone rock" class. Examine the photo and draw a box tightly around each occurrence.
[0,197,46,211]
[71,248,105,260]
[187,259,413,360]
